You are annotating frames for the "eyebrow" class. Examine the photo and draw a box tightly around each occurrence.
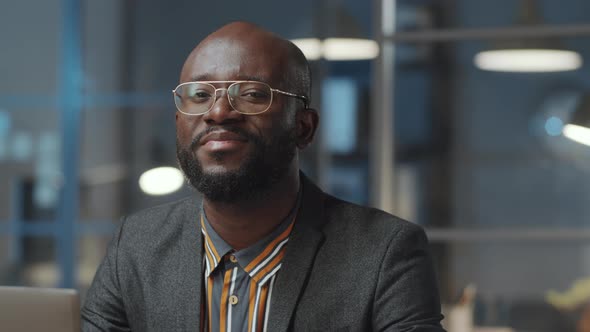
[189,74,269,83]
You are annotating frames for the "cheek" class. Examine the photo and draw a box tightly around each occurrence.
[251,116,292,143]
[275,112,297,139]
[176,115,200,143]
[255,105,296,135]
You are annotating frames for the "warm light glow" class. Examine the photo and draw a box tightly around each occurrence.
[563,124,590,146]
[323,38,379,60]
[474,49,582,72]
[139,166,184,195]
[291,38,322,61]
[291,38,379,61]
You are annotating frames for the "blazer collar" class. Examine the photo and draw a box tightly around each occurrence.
[175,196,204,331]
[266,172,327,331]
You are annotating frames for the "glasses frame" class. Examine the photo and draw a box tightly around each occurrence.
[172,80,309,116]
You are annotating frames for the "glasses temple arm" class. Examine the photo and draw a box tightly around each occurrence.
[273,89,310,109]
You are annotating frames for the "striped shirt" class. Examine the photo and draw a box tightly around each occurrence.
[200,203,298,332]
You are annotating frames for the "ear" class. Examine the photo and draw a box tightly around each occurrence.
[295,108,319,149]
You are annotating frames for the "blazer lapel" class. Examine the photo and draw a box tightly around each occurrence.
[175,198,204,331]
[267,174,326,331]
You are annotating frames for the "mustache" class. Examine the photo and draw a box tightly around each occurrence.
[190,125,260,150]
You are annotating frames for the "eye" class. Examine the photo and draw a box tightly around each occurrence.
[187,90,213,104]
[241,90,269,99]
[191,90,212,98]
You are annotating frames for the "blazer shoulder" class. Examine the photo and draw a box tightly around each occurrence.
[300,175,422,239]
[321,194,427,248]
[324,194,421,231]
[120,195,201,236]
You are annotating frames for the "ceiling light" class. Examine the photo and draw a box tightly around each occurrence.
[139,166,184,195]
[473,0,583,73]
[474,49,582,73]
[323,38,379,61]
[564,94,590,146]
[291,38,379,61]
[563,124,590,147]
[290,6,378,61]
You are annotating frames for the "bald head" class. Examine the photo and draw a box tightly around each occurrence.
[181,22,311,105]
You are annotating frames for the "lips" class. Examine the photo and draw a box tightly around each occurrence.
[199,130,249,146]
[196,130,250,153]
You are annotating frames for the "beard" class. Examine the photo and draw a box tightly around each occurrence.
[176,124,297,203]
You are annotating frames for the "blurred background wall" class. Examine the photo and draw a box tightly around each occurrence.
[2,0,590,330]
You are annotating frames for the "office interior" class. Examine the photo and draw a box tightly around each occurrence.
[2,0,590,331]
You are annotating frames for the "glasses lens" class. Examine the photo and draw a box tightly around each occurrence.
[174,83,215,115]
[228,82,272,114]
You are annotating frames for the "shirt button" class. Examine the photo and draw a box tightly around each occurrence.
[229,295,238,305]
[229,255,238,263]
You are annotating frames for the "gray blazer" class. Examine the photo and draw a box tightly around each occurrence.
[82,174,445,331]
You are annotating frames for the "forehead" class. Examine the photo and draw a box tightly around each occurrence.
[180,37,288,85]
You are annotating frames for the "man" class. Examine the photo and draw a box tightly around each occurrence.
[82,22,445,331]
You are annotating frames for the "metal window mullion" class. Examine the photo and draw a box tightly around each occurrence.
[57,0,83,288]
[370,0,396,214]
[387,24,590,43]
[426,228,590,242]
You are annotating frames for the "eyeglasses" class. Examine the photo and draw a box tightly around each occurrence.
[172,80,309,115]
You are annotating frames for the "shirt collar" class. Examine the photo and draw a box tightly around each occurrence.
[200,189,301,284]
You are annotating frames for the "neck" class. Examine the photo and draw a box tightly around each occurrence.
[203,167,300,250]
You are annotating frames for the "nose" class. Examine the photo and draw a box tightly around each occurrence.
[202,88,244,124]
